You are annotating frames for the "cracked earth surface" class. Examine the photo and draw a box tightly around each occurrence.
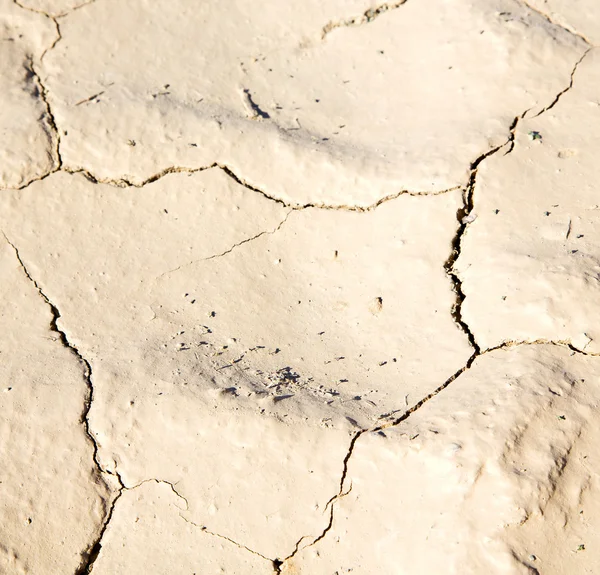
[1,0,600,573]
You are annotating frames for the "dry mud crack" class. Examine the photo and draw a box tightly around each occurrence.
[2,1,600,574]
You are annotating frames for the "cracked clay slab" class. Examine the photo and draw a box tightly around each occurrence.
[3,0,600,572]
[456,48,600,353]
[0,240,109,574]
[0,0,57,189]
[285,344,600,574]
[0,167,471,558]
[41,0,586,206]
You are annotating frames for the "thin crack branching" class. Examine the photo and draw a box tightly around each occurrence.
[519,0,594,46]
[12,1,62,60]
[126,478,190,510]
[375,336,600,428]
[321,0,408,39]
[217,164,289,207]
[75,478,188,574]
[279,430,362,567]
[13,0,97,20]
[179,515,272,562]
[13,0,98,65]
[275,352,477,574]
[531,48,592,118]
[156,210,293,280]
[203,210,292,261]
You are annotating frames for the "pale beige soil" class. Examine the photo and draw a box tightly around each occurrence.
[1,1,599,574]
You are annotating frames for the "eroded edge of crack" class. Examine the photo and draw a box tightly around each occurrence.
[73,487,122,575]
[10,0,93,190]
[8,0,64,190]
[62,162,461,212]
[443,111,525,355]
[444,43,591,354]
[321,0,408,40]
[519,0,595,47]
[24,55,62,168]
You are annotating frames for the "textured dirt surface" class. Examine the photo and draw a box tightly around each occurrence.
[1,1,599,573]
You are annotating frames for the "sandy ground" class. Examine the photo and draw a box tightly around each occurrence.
[1,0,599,573]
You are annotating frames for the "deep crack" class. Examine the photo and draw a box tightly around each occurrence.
[74,479,188,574]
[443,112,525,355]
[73,490,123,575]
[4,235,103,470]
[2,234,117,575]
